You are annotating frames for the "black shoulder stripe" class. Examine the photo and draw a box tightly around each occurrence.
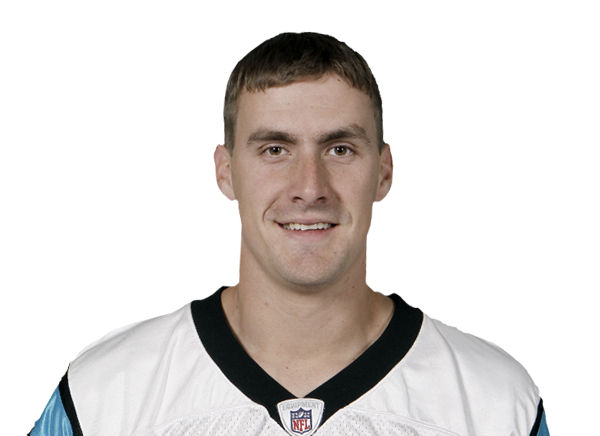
[59,371,84,436]
[529,398,544,436]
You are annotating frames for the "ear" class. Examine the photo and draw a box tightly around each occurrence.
[375,143,393,202]
[214,144,236,201]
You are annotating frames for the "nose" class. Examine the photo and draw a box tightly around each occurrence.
[288,152,330,205]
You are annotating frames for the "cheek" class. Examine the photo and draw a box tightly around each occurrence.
[233,164,285,220]
[334,162,380,201]
[334,164,379,226]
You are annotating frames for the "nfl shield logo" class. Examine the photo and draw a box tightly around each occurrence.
[290,408,312,434]
[277,398,324,436]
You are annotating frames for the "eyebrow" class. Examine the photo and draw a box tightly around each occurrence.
[247,129,299,145]
[246,124,371,147]
[316,124,371,146]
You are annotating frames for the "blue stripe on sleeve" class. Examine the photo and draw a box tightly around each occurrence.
[537,411,550,436]
[30,387,74,436]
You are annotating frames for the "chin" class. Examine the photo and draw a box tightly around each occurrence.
[271,258,349,291]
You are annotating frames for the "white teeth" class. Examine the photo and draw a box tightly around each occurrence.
[282,223,333,231]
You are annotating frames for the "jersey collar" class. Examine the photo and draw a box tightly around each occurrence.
[191,287,423,429]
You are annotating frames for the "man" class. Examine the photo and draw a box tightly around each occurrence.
[30,32,549,436]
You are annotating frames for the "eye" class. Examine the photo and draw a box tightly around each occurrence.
[265,146,288,156]
[328,146,352,156]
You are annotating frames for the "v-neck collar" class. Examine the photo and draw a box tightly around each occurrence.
[191,287,423,428]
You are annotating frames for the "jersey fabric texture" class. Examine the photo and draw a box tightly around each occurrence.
[30,287,549,436]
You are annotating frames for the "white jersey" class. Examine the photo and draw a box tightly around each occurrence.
[30,287,549,436]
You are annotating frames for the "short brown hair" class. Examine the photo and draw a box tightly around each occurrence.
[223,32,383,153]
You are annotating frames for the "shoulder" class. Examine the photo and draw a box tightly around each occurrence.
[69,303,195,378]
[413,315,540,433]
[65,302,244,435]
[387,295,537,396]
[67,303,207,405]
[356,312,541,435]
[425,315,537,391]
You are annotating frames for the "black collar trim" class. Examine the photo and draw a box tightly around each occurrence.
[191,287,423,428]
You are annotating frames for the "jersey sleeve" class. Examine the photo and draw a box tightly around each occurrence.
[530,399,550,436]
[29,387,73,436]
[537,412,550,436]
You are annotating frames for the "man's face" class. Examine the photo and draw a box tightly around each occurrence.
[215,73,392,290]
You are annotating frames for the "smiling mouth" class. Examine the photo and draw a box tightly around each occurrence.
[281,223,334,231]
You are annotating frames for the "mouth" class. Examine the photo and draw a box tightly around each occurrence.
[280,222,335,231]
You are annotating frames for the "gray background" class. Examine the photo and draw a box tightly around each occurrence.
[26,32,550,425]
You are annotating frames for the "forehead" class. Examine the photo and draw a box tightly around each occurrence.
[235,74,376,142]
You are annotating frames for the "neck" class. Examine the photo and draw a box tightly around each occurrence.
[221,249,394,397]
